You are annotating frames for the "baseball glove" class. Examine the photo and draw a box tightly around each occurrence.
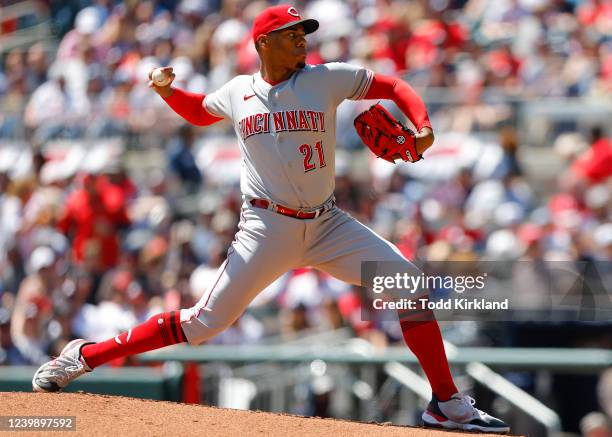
[354,103,422,163]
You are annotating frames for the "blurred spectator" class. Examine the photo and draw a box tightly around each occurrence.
[0,307,26,365]
[92,69,133,137]
[0,75,27,139]
[57,172,130,273]
[23,63,85,143]
[137,235,169,297]
[166,124,203,192]
[77,272,148,344]
[281,303,310,340]
[571,126,612,185]
[10,246,57,365]
[497,126,523,178]
[24,43,49,92]
[56,6,105,61]
[580,367,612,437]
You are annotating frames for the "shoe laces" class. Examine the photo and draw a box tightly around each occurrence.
[453,393,491,420]
[44,354,86,384]
[454,393,476,408]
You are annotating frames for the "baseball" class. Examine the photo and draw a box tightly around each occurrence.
[151,68,172,87]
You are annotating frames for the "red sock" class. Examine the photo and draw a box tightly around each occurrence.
[81,311,186,369]
[399,306,458,401]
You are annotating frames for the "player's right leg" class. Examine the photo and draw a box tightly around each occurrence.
[32,205,304,392]
[178,206,305,345]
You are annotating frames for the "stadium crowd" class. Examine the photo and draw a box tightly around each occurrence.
[0,0,611,433]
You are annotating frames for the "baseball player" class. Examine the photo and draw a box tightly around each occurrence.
[33,5,509,433]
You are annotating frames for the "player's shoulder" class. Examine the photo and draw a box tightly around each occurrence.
[304,62,352,73]
[300,62,367,78]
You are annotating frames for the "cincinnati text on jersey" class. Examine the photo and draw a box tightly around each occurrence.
[238,110,326,140]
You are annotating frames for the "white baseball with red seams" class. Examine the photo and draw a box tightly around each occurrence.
[178,62,420,345]
[152,68,172,87]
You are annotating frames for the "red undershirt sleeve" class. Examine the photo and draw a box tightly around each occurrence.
[364,74,432,131]
[162,87,224,126]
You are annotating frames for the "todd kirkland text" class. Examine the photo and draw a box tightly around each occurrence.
[372,298,510,311]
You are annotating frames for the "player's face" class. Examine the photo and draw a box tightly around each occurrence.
[267,25,307,69]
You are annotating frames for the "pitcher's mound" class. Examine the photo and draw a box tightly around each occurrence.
[1,392,509,436]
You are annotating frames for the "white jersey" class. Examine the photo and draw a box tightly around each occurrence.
[204,62,374,208]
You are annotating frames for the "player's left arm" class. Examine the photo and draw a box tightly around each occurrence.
[364,74,434,156]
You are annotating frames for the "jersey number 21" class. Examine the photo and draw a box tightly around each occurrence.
[299,141,326,172]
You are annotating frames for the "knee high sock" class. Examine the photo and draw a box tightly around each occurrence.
[399,308,458,401]
[81,311,187,369]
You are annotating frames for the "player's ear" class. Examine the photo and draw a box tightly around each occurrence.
[256,35,269,51]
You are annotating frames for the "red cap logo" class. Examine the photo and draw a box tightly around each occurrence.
[252,4,319,43]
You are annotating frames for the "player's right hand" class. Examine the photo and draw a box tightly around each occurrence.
[148,66,175,98]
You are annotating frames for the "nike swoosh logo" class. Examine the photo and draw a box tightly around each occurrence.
[114,329,132,345]
[243,94,256,101]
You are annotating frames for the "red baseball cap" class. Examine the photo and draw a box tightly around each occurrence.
[252,4,319,43]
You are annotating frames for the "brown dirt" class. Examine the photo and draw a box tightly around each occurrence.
[0,392,514,437]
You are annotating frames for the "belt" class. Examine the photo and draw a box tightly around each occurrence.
[249,197,335,219]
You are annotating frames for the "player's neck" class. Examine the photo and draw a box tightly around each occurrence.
[260,64,296,86]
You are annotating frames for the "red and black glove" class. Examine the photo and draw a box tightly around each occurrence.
[354,103,422,163]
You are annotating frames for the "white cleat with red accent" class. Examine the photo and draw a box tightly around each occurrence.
[32,339,94,393]
[422,393,510,433]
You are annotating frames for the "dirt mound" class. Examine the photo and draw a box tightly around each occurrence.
[1,392,508,437]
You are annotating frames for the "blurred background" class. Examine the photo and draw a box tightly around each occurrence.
[0,0,610,436]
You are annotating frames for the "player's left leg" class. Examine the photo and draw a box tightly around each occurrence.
[305,208,458,399]
[305,207,509,433]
